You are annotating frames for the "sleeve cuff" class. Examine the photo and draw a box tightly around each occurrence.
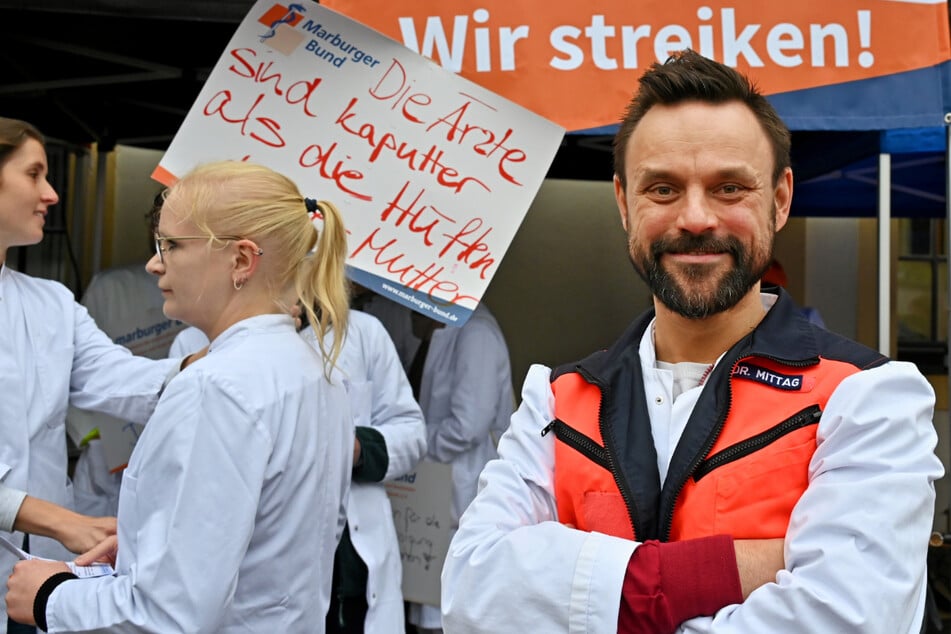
[0,481,28,532]
[353,426,388,483]
[618,535,742,634]
[34,571,78,632]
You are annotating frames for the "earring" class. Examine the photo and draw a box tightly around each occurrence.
[233,279,245,291]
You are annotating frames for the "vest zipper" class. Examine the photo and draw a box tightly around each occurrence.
[692,405,822,482]
[577,365,642,540]
[660,366,733,542]
[660,355,818,541]
[541,419,611,471]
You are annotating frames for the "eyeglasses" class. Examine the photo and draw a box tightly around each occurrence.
[153,234,242,264]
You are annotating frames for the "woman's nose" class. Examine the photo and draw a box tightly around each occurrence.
[145,252,164,275]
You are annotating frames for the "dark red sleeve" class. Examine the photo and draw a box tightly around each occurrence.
[617,534,742,634]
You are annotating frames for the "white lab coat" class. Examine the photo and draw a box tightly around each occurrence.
[359,295,416,372]
[302,311,426,633]
[70,264,187,518]
[408,304,514,629]
[79,264,186,360]
[174,311,427,633]
[0,266,177,631]
[168,324,209,358]
[46,314,353,633]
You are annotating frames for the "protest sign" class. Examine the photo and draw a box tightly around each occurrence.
[154,0,564,325]
[384,460,453,606]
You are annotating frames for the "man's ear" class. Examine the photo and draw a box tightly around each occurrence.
[614,174,630,232]
[773,167,793,232]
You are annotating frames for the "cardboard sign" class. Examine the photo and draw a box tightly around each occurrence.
[154,0,564,325]
[384,460,453,606]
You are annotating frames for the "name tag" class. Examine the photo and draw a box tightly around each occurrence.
[732,362,810,391]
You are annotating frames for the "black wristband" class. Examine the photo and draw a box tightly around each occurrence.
[33,571,77,632]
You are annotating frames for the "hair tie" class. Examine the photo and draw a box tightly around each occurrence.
[304,197,318,213]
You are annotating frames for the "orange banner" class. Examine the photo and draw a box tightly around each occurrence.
[323,0,951,130]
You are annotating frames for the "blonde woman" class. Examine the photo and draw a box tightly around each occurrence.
[7,161,353,633]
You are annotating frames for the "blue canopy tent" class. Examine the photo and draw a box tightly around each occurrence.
[792,130,947,220]
[775,61,951,565]
[771,58,951,357]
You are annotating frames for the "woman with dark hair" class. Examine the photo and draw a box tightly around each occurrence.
[0,120,182,632]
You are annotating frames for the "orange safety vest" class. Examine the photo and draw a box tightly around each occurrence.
[549,314,882,543]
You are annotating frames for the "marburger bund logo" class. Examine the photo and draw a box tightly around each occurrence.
[258,3,308,55]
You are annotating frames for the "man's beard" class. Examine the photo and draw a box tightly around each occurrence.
[630,232,772,319]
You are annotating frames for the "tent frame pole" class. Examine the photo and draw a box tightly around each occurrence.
[879,153,891,356]
[945,121,951,532]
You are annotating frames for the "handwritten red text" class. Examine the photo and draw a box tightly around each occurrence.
[369,60,528,186]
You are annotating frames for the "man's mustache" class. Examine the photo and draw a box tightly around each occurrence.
[651,234,743,260]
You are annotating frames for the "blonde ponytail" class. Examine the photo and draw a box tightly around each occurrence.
[297,200,349,376]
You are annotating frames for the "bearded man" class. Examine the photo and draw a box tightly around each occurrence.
[440,49,943,634]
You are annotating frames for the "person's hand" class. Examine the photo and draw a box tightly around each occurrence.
[13,496,115,554]
[734,538,785,599]
[53,512,116,555]
[74,535,118,567]
[5,559,70,625]
[353,437,362,467]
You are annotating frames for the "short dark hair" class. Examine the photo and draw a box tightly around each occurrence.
[0,117,45,172]
[146,189,167,235]
[613,49,790,189]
